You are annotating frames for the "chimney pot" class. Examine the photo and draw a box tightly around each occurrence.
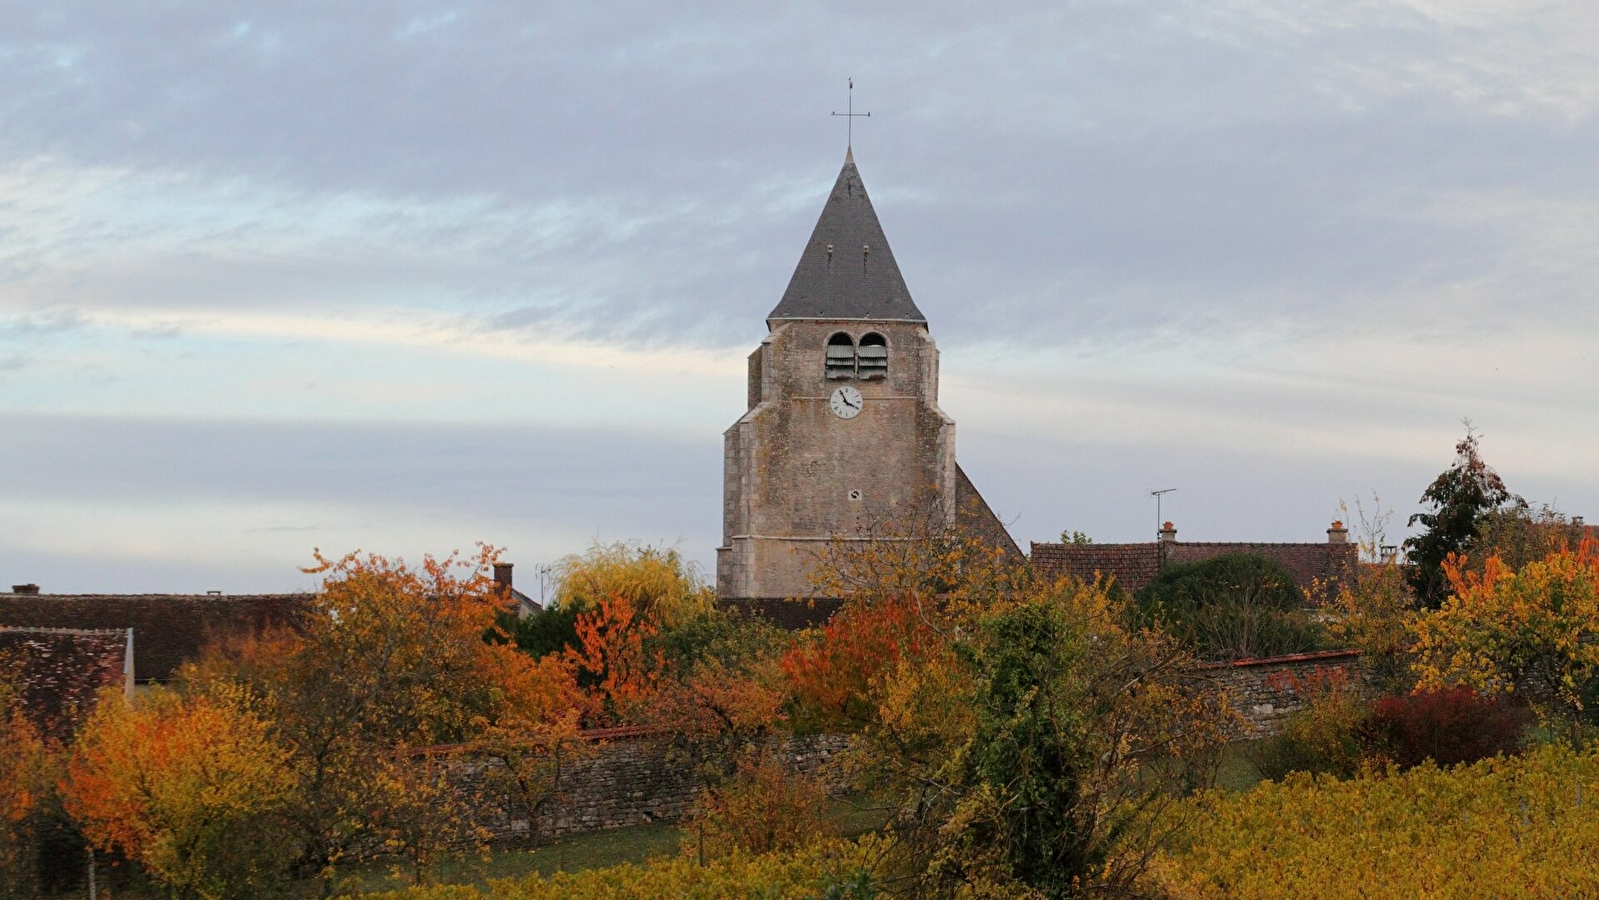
[11,584,39,595]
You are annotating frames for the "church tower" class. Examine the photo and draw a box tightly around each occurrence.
[717,150,1017,605]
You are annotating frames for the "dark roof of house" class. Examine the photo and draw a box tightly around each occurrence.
[1031,543,1163,593]
[716,597,846,630]
[1029,540,1358,601]
[0,594,309,682]
[766,149,927,325]
[955,464,1023,560]
[0,627,128,740]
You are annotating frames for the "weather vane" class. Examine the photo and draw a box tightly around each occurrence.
[831,77,870,148]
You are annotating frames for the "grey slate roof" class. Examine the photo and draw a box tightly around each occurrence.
[767,148,927,325]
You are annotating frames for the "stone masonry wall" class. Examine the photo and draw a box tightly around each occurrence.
[441,731,851,846]
[1201,649,1368,738]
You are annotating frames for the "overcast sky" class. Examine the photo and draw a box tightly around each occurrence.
[3,1,1597,593]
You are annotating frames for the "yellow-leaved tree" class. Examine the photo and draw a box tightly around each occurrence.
[61,684,299,900]
[551,542,715,629]
[1412,539,1599,739]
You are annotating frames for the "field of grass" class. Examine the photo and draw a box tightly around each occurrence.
[1215,741,1266,792]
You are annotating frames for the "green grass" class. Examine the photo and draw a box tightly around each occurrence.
[1215,741,1266,793]
[88,795,897,897]
[327,794,892,895]
[327,823,684,895]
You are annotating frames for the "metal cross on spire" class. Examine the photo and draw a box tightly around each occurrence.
[831,78,871,148]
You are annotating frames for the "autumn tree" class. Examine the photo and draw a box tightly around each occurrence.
[0,665,58,898]
[939,582,1231,899]
[550,542,715,629]
[180,546,585,890]
[1411,540,1599,740]
[1474,503,1589,574]
[788,527,1233,898]
[61,685,299,900]
[1319,500,1416,693]
[1405,427,1525,608]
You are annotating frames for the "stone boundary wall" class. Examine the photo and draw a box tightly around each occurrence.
[1200,649,1368,738]
[437,731,851,846]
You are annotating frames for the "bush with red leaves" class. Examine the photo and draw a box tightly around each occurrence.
[1365,687,1530,769]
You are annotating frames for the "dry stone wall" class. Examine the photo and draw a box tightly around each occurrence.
[442,732,851,846]
[1202,649,1368,737]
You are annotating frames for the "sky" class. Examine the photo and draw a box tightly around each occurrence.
[3,1,1598,594]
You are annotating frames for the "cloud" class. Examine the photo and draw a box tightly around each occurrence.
[0,412,720,592]
[2,2,1598,590]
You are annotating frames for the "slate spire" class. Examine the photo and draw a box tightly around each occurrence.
[766,150,926,325]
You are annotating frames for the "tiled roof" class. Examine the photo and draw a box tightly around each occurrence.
[0,594,309,682]
[1030,543,1163,593]
[1029,541,1358,601]
[766,149,926,324]
[0,627,128,740]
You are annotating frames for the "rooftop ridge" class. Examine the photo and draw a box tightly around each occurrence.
[0,625,132,636]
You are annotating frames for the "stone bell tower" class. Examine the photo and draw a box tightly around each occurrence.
[717,149,1016,606]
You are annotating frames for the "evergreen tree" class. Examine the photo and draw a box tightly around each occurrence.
[1404,427,1524,608]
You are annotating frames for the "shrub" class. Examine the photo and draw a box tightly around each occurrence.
[1136,554,1325,661]
[1147,744,1599,900]
[1364,687,1529,770]
[683,752,839,860]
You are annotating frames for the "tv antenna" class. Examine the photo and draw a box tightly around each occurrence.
[1150,488,1177,539]
[831,78,870,148]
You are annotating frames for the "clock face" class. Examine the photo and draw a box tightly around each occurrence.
[829,386,864,419]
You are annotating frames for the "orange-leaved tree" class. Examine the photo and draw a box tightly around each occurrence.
[781,593,940,729]
[176,545,586,889]
[61,684,298,900]
[1412,538,1599,739]
[564,593,662,722]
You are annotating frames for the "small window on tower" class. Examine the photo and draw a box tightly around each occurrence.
[825,332,857,379]
[857,333,888,380]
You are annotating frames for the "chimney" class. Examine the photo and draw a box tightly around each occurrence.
[1328,520,1349,544]
[11,584,39,595]
[1575,516,1586,528]
[493,563,514,595]
[1158,521,1177,544]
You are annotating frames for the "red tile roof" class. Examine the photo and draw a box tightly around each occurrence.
[1030,540,1358,601]
[1030,543,1162,593]
[0,627,129,740]
[0,594,309,682]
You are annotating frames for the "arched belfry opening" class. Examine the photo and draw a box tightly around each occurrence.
[825,332,856,378]
[858,332,888,379]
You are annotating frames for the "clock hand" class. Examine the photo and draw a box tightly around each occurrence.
[844,396,859,408]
